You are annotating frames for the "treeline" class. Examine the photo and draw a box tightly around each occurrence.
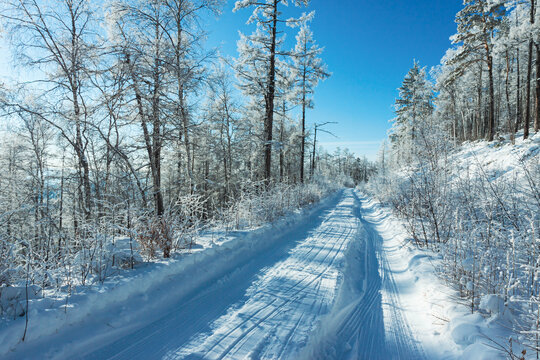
[390,0,540,162]
[0,0,369,305]
[377,1,540,357]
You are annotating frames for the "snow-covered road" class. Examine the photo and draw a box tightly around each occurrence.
[300,191,425,360]
[8,189,426,359]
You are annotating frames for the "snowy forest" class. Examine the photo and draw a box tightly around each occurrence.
[0,0,540,359]
[372,0,540,357]
[0,0,374,315]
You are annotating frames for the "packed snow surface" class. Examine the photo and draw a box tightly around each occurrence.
[3,189,488,359]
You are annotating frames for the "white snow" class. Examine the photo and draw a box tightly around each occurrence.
[0,191,342,359]
[355,195,510,359]
[0,187,516,359]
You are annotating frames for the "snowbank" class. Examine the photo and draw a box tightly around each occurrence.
[367,132,540,358]
[355,194,508,359]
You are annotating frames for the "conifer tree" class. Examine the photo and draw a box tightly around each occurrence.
[390,62,434,163]
[450,0,505,141]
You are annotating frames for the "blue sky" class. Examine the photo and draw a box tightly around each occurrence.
[207,0,464,160]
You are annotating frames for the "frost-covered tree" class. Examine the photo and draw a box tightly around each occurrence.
[2,0,100,220]
[106,0,170,219]
[203,67,240,204]
[520,0,537,139]
[106,0,222,218]
[449,0,505,142]
[0,0,351,329]
[368,1,540,355]
[291,21,329,183]
[390,62,434,164]
[233,0,310,183]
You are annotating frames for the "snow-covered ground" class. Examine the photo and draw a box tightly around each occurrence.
[368,132,540,359]
[1,188,512,359]
[355,195,507,360]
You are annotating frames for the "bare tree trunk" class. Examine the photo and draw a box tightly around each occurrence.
[311,126,317,178]
[126,53,163,217]
[476,65,483,140]
[506,50,516,144]
[182,104,192,193]
[525,0,536,139]
[263,0,278,184]
[151,31,164,217]
[300,67,306,183]
[59,152,65,249]
[484,41,495,142]
[176,26,193,193]
[67,1,92,220]
[222,89,233,198]
[487,54,495,141]
[280,116,285,182]
[516,48,523,134]
[536,43,540,133]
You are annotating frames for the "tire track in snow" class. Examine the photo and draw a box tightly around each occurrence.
[76,190,357,360]
[195,225,352,359]
[300,191,425,360]
[173,191,359,359]
[355,191,425,359]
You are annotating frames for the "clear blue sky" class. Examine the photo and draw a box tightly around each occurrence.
[207,0,464,160]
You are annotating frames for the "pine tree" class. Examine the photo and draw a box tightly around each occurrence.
[390,62,434,163]
[450,0,505,142]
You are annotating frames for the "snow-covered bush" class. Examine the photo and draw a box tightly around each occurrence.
[107,238,144,269]
[134,194,206,259]
[0,284,42,319]
[72,236,143,280]
[369,133,540,356]
[170,194,206,251]
[0,239,15,287]
[479,294,506,316]
[220,176,340,230]
[135,216,175,259]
